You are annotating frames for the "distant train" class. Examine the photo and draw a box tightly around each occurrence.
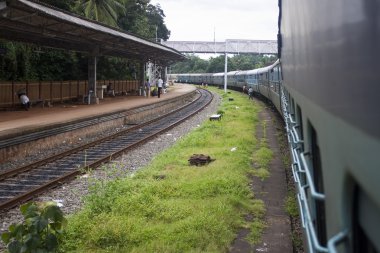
[169,59,282,113]
[169,1,380,250]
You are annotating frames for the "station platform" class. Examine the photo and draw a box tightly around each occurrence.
[0,84,197,140]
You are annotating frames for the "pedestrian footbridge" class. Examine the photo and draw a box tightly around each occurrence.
[162,39,277,55]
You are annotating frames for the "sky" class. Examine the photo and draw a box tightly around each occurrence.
[151,0,279,42]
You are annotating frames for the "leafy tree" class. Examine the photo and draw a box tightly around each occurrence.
[33,48,84,80]
[117,1,170,41]
[39,0,76,11]
[0,41,18,80]
[170,55,208,73]
[75,0,126,27]
[97,56,138,80]
[146,4,171,41]
[207,55,226,73]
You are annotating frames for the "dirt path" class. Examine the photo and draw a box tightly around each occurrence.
[230,101,293,253]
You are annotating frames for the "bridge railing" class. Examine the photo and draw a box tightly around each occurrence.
[162,40,278,54]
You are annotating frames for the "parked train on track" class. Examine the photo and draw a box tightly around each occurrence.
[170,1,380,252]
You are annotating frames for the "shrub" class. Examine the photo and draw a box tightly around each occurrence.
[1,201,67,253]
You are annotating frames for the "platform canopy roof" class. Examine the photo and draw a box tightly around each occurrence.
[0,0,185,64]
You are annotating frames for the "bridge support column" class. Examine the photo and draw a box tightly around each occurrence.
[224,52,228,93]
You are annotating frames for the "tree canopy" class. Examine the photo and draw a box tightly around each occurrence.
[75,0,126,27]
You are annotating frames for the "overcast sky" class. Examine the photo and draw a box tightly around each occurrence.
[151,0,279,42]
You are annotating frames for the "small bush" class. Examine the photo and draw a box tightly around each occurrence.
[1,202,67,253]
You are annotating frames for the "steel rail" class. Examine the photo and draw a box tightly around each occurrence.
[0,89,213,211]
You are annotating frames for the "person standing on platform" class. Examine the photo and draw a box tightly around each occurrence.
[145,79,151,98]
[157,77,163,98]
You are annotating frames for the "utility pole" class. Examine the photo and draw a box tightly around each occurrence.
[214,26,216,54]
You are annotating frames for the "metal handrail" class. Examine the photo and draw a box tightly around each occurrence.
[291,164,299,183]
[289,126,303,144]
[300,152,326,201]
[292,147,303,172]
[289,113,296,124]
[297,193,306,228]
[327,230,349,253]
[305,204,329,252]
[281,86,341,253]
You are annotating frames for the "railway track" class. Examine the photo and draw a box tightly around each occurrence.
[0,91,195,149]
[0,88,213,211]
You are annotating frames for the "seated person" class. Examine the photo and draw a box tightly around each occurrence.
[107,83,115,96]
[19,93,30,110]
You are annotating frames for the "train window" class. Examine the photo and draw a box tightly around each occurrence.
[296,105,303,139]
[310,124,327,246]
[353,187,380,253]
[289,98,295,115]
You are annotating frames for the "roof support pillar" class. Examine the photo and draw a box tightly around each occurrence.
[164,66,168,85]
[87,46,100,104]
[147,62,153,85]
[87,55,97,103]
[139,61,145,96]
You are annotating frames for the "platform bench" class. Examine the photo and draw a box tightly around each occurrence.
[209,114,222,121]
[32,99,48,108]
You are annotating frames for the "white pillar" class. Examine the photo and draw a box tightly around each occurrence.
[88,55,97,98]
[224,52,228,93]
[140,61,145,96]
[165,66,168,84]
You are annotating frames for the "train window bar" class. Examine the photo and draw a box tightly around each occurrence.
[297,182,329,252]
[327,230,349,253]
[291,125,303,144]
[289,113,296,124]
[300,152,325,201]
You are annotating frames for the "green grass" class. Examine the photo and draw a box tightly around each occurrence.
[250,117,273,180]
[61,88,269,252]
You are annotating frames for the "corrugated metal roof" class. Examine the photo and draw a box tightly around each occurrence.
[0,0,185,63]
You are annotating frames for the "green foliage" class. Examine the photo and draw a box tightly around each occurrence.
[1,202,67,253]
[146,4,171,41]
[39,0,76,11]
[75,0,126,27]
[251,117,273,180]
[116,1,170,40]
[285,192,299,218]
[61,89,267,252]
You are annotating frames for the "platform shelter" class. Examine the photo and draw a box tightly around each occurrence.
[0,0,185,103]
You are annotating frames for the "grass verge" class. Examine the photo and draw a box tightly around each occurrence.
[61,88,266,252]
[275,115,304,252]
